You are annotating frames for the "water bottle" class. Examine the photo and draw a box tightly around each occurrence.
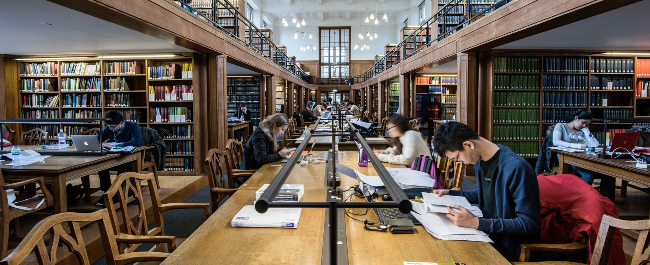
[240,113,244,121]
[11,145,20,168]
[58,129,66,149]
[586,133,598,154]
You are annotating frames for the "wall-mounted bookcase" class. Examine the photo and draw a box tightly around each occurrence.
[245,29,272,58]
[374,55,384,75]
[273,46,288,67]
[275,80,286,114]
[401,27,430,57]
[388,83,400,114]
[385,45,399,69]
[435,0,496,36]
[414,75,458,120]
[17,54,201,174]
[190,0,245,37]
[227,76,262,127]
[488,52,648,159]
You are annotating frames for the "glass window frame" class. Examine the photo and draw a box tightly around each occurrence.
[319,27,351,79]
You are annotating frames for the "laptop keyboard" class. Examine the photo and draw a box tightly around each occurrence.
[374,208,409,224]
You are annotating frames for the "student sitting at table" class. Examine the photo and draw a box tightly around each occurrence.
[312,103,324,117]
[241,113,292,171]
[299,101,317,122]
[234,104,252,140]
[373,114,431,165]
[431,122,541,262]
[552,110,615,199]
[96,110,144,207]
[346,101,361,118]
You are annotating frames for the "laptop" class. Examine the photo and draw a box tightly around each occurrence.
[608,132,640,153]
[70,135,103,152]
[356,176,416,233]
[281,140,318,163]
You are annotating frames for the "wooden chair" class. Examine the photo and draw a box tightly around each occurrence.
[205,149,237,213]
[0,125,15,146]
[0,171,54,259]
[103,172,210,254]
[441,157,464,190]
[409,119,419,132]
[20,128,48,145]
[0,209,171,265]
[79,128,100,135]
[514,215,647,265]
[226,139,257,178]
[372,112,377,122]
[377,117,388,136]
[299,114,314,128]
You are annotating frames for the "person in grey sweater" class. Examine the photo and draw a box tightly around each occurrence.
[373,115,431,165]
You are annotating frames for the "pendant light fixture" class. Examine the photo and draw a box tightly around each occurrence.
[301,18,306,25]
[292,17,297,23]
[354,44,358,49]
[365,16,369,23]
[369,13,374,20]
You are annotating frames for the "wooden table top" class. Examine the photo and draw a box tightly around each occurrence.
[228,121,251,127]
[162,151,509,264]
[555,150,650,176]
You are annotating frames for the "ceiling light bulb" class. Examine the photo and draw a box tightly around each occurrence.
[284,22,288,27]
[374,33,378,38]
[354,44,358,49]
[365,17,369,23]
[301,18,305,25]
[369,36,373,40]
[367,32,370,37]
[309,33,313,38]
[296,23,300,28]
[282,18,287,24]
[313,47,316,51]
[383,13,387,20]
[292,17,297,23]
[360,36,363,40]
[358,32,362,38]
[306,45,310,49]
[370,13,374,19]
[374,19,378,24]
[294,33,298,39]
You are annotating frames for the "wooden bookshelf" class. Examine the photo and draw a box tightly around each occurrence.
[400,27,430,57]
[16,54,201,174]
[414,74,458,120]
[384,45,399,69]
[487,52,650,159]
[434,0,496,37]
[388,83,400,114]
[227,76,263,127]
[245,29,272,58]
[275,80,286,114]
[190,0,245,37]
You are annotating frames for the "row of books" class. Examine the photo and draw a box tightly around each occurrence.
[226,103,261,112]
[590,92,609,106]
[63,109,101,119]
[227,77,260,86]
[591,75,631,90]
[23,125,58,138]
[494,141,538,157]
[544,57,589,73]
[389,90,399,96]
[636,80,650,97]
[62,126,94,137]
[149,107,193,123]
[441,106,456,120]
[492,125,539,141]
[181,63,193,79]
[217,18,237,26]
[438,16,463,24]
[62,93,102,108]
[591,58,634,73]
[105,77,131,91]
[148,64,182,79]
[226,95,260,103]
[492,109,540,123]
[154,125,194,138]
[20,62,58,76]
[61,77,101,91]
[494,74,539,90]
[543,75,588,90]
[440,77,458,84]
[113,109,143,123]
[22,95,58,108]
[227,86,259,94]
[635,123,650,127]
[20,78,55,92]
[104,61,142,75]
[542,108,586,123]
[493,92,540,106]
[542,92,588,107]
[164,157,195,172]
[61,62,100,75]
[438,5,463,13]
[389,83,400,90]
[637,59,650,77]
[442,94,457,104]
[601,109,632,119]
[106,93,135,107]
[593,129,627,146]
[22,110,58,119]
[148,85,194,101]
[494,57,540,73]
[166,141,194,155]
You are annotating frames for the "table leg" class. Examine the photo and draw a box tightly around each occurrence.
[229,128,234,140]
[135,151,143,173]
[558,153,569,174]
[51,175,67,213]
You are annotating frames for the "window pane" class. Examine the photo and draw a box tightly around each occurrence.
[321,66,329,78]
[331,66,339,78]
[341,66,349,77]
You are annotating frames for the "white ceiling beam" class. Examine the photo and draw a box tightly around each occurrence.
[345,12,351,21]
[319,12,324,22]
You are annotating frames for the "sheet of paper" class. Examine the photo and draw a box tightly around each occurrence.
[356,171,385,187]
[350,119,372,129]
[335,163,357,179]
[422,193,472,208]
[386,168,436,188]
[365,137,386,141]
[427,204,483,218]
[410,201,490,242]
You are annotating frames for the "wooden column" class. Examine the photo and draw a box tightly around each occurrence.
[259,74,266,119]
[265,75,276,116]
[378,81,385,122]
[287,82,295,117]
[297,85,303,110]
[193,53,207,173]
[208,54,228,150]
[399,73,412,117]
[457,52,479,131]
[366,86,372,117]
[350,90,357,106]
[477,53,494,138]
[410,73,417,117]
[315,89,322,104]
[0,56,6,120]
[1,56,19,133]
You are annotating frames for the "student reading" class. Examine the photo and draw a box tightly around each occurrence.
[373,115,431,165]
[431,122,541,262]
[241,113,292,170]
[96,110,144,207]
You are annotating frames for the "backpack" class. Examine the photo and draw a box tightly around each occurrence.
[410,155,444,189]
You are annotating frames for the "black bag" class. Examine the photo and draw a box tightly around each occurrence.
[626,126,650,147]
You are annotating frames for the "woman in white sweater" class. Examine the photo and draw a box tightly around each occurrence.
[373,115,431,165]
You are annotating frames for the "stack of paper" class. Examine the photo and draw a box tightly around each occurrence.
[231,205,302,228]
[255,184,304,202]
[411,201,492,243]
[2,150,50,166]
[421,193,483,217]
[355,168,436,189]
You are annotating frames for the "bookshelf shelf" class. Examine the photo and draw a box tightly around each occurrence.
[60,91,102,93]
[541,72,588,75]
[589,106,633,109]
[494,89,540,92]
[104,74,147,77]
[104,106,148,109]
[542,106,586,109]
[147,79,193,81]
[61,107,102,109]
[493,106,540,109]
[149,100,194,103]
[21,107,59,109]
[103,90,147,93]
[590,73,634,75]
[20,91,59,94]
[163,138,195,140]
[590,90,634,92]
[493,72,540,75]
[59,75,101,77]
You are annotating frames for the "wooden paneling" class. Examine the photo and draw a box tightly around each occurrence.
[265,75,276,116]
[296,60,319,77]
[0,56,5,120]
[378,82,385,122]
[477,52,494,138]
[287,82,295,117]
[1,57,19,133]
[259,74,266,119]
[208,54,228,150]
[193,53,208,173]
[457,52,478,131]
[366,86,372,116]
[399,73,411,117]
[351,60,375,77]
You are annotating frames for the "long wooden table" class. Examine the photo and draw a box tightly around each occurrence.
[228,121,251,142]
[294,124,390,151]
[0,146,148,213]
[162,151,509,264]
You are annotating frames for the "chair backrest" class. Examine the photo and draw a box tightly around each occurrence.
[1,125,15,144]
[205,149,234,191]
[20,128,48,145]
[226,139,245,170]
[409,119,419,131]
[79,128,100,135]
[591,215,650,265]
[0,210,119,265]
[441,158,464,190]
[379,117,388,131]
[103,172,163,254]
[299,114,305,127]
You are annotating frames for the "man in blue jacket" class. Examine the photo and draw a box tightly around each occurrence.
[95,111,144,207]
[432,122,541,261]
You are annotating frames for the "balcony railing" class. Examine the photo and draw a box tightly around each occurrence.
[174,0,311,83]
[353,0,513,84]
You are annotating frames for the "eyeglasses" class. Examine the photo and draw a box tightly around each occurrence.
[386,125,396,131]
[107,123,121,129]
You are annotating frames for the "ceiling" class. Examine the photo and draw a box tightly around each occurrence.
[497,0,650,50]
[259,0,408,23]
[0,0,191,55]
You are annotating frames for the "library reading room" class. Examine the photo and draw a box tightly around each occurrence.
[2,0,650,264]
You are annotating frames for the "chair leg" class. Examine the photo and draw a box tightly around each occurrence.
[152,164,161,189]
[82,176,91,203]
[0,218,10,259]
[211,194,219,214]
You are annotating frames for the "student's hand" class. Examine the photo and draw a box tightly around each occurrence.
[431,189,449,197]
[580,143,587,149]
[102,143,116,149]
[446,205,479,229]
[278,148,291,157]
